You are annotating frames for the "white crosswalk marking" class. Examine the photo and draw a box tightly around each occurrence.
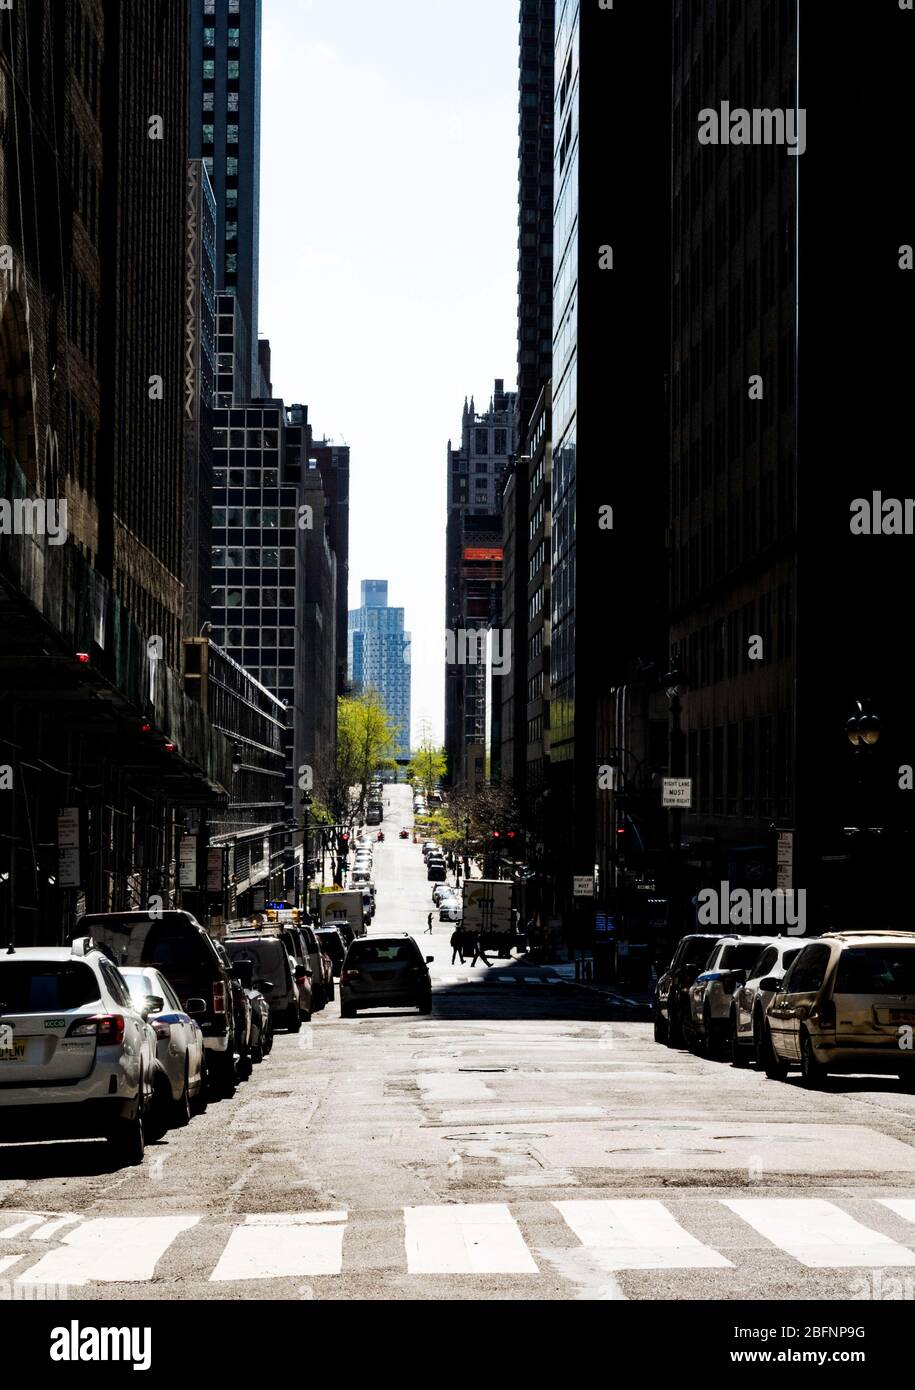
[404,1203,539,1274]
[554,1199,733,1270]
[0,1215,47,1241]
[210,1212,347,1281]
[0,1254,22,1274]
[724,1199,915,1268]
[15,1215,200,1285]
[878,1199,915,1226]
[31,1214,82,1241]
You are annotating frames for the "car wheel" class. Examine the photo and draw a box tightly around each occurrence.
[730,1011,749,1067]
[761,1027,789,1081]
[287,1004,302,1034]
[144,1071,172,1144]
[800,1031,827,1089]
[191,1064,208,1116]
[753,1011,767,1068]
[170,1063,192,1128]
[109,1070,146,1166]
[653,1008,668,1045]
[341,1004,356,1019]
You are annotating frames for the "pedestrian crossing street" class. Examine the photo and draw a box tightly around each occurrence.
[5,1196,915,1287]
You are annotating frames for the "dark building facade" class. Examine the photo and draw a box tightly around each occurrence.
[549,0,671,932]
[0,0,231,944]
[444,383,517,789]
[308,433,351,698]
[183,158,218,637]
[516,0,554,436]
[188,0,263,397]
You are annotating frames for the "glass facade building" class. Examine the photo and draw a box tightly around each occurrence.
[348,582,412,761]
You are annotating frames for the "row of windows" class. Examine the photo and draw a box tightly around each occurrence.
[203,91,239,113]
[213,429,279,451]
[204,0,241,12]
[673,470,795,603]
[529,456,545,499]
[213,589,297,609]
[212,546,294,568]
[529,539,547,582]
[682,585,794,690]
[202,60,240,79]
[202,124,239,146]
[203,27,240,47]
[685,711,792,821]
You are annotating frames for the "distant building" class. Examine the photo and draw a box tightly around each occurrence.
[444,382,517,789]
[183,159,218,637]
[348,582,411,761]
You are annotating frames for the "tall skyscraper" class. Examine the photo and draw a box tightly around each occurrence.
[183,158,218,637]
[348,582,412,761]
[188,0,263,397]
[549,0,671,927]
[444,382,517,788]
[516,0,555,435]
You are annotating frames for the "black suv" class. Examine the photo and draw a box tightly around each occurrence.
[654,933,732,1047]
[76,910,236,1095]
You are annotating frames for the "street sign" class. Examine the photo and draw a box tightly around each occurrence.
[662,777,692,808]
[58,808,80,849]
[207,848,224,894]
[178,835,198,889]
[777,830,794,891]
[58,808,81,887]
[573,875,594,897]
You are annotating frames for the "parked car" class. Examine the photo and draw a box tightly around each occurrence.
[763,932,915,1088]
[329,920,357,949]
[340,935,434,1017]
[0,940,157,1165]
[433,884,456,906]
[687,936,778,1055]
[212,939,253,1085]
[296,923,329,1012]
[730,939,804,1067]
[439,900,462,923]
[315,927,347,979]
[229,959,273,1061]
[427,863,447,883]
[273,923,322,1015]
[225,934,304,1030]
[77,909,236,1096]
[654,933,731,1046]
[121,966,206,1130]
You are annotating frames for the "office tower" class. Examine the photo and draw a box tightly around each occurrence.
[183,159,218,637]
[503,0,555,810]
[308,434,351,697]
[549,1,671,929]
[444,382,517,789]
[0,0,231,942]
[348,582,412,761]
[188,0,263,396]
[208,293,309,834]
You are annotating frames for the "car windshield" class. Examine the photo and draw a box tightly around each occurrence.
[226,940,288,981]
[720,943,769,971]
[835,948,915,995]
[348,942,420,965]
[0,961,101,1012]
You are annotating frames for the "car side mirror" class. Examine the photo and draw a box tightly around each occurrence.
[426,956,434,964]
[185,997,207,1016]
[142,994,164,1018]
[759,976,782,992]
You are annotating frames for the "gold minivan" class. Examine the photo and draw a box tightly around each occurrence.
[762,932,915,1088]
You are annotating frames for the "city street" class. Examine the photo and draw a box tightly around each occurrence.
[2,786,915,1302]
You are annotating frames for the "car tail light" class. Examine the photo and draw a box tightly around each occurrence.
[213,981,228,1014]
[811,998,836,1029]
[295,971,308,986]
[67,1014,126,1045]
[341,968,360,983]
[152,1021,172,1041]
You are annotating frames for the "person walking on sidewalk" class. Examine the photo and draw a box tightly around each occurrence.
[426,911,435,933]
[450,926,466,965]
[470,933,491,967]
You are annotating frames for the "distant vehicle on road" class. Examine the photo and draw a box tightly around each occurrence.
[460,880,522,957]
[339,935,434,1018]
[318,890,368,934]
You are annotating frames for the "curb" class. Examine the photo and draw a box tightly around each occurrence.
[556,978,653,1010]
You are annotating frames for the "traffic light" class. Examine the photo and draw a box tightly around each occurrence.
[338,832,350,856]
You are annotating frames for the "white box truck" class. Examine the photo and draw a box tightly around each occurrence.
[317,889,368,936]
[461,879,521,957]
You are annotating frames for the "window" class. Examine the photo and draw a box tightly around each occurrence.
[227,60,240,79]
[202,60,215,80]
[783,945,831,995]
[203,27,215,47]
[226,158,238,177]
[228,92,239,112]
[226,125,239,145]
[202,124,214,147]
[228,28,240,48]
[475,430,488,456]
[203,92,214,112]
[494,428,507,454]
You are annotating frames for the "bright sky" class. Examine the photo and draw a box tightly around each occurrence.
[259,0,519,749]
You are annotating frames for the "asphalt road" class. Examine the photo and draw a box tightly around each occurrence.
[4,784,915,1302]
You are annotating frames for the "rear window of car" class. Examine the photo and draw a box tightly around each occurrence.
[720,943,769,971]
[226,939,290,984]
[347,941,421,965]
[79,917,213,974]
[836,948,915,995]
[683,937,719,965]
[0,961,100,1012]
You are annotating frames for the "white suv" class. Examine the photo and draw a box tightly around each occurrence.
[688,936,778,1055]
[0,939,156,1165]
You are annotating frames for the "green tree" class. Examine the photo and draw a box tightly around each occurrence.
[318,691,399,831]
[406,739,447,797]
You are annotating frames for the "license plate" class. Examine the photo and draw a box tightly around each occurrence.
[0,1040,26,1061]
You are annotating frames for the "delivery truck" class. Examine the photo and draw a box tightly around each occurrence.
[317,889,368,935]
[460,879,523,957]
